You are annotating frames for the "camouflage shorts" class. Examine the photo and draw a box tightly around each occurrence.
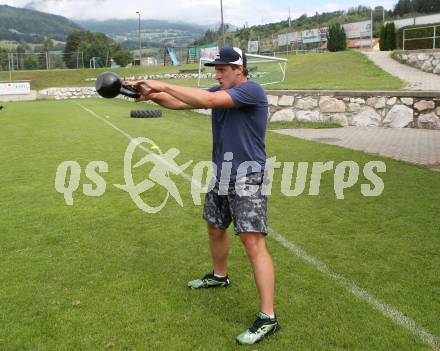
[203,172,268,235]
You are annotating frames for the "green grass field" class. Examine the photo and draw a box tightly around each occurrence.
[0,51,404,91]
[0,99,438,350]
[272,51,404,90]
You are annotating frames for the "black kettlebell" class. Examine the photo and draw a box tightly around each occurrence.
[95,72,141,99]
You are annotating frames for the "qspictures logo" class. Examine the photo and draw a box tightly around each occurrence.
[55,137,386,213]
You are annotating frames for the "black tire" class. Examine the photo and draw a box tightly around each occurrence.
[130,109,162,118]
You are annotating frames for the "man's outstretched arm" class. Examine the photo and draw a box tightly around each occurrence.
[123,81,193,110]
[133,80,235,109]
[145,91,194,110]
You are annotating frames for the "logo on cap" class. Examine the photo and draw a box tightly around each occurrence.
[204,47,244,66]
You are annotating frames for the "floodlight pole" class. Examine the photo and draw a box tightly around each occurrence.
[220,0,225,48]
[8,53,12,81]
[136,11,142,65]
[370,9,373,49]
[288,7,291,27]
[412,2,416,25]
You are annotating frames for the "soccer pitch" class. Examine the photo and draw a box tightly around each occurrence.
[0,99,439,350]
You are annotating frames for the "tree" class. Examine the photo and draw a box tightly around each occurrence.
[23,53,39,70]
[394,0,412,17]
[391,0,440,17]
[112,48,133,67]
[43,38,54,52]
[0,48,9,71]
[379,22,396,51]
[63,30,113,68]
[63,31,92,68]
[412,0,440,13]
[379,25,387,50]
[327,23,346,52]
[16,44,29,70]
[387,22,396,50]
[193,29,219,46]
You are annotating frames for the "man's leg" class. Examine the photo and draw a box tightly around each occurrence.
[187,189,232,289]
[187,224,230,289]
[208,224,229,277]
[236,232,281,345]
[235,232,279,345]
[239,232,275,316]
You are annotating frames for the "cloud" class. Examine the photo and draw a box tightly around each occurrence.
[2,0,287,25]
[1,0,397,26]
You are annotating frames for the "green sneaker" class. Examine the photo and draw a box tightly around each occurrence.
[236,312,280,345]
[187,272,230,289]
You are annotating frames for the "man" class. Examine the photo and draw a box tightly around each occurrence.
[127,47,280,345]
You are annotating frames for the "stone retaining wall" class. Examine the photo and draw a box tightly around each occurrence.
[38,87,99,99]
[37,87,140,103]
[394,49,440,74]
[265,90,440,130]
[83,72,267,82]
[36,87,440,130]
[83,73,213,82]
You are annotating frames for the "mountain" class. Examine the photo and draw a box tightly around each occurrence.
[77,19,209,36]
[0,5,212,48]
[77,19,210,47]
[0,5,83,44]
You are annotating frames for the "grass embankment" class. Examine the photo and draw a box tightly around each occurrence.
[0,51,404,91]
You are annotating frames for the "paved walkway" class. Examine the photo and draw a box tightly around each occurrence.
[273,127,440,170]
[363,51,440,91]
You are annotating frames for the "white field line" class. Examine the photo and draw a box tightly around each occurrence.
[74,102,202,190]
[75,102,440,350]
[269,229,439,349]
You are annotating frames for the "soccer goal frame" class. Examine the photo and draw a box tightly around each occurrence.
[197,53,288,87]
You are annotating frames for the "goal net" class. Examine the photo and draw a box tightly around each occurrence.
[197,53,287,88]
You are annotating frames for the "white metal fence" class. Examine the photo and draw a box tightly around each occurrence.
[0,52,85,72]
[403,25,440,50]
[268,48,326,56]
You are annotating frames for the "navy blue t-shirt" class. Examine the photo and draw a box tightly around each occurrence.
[208,80,268,182]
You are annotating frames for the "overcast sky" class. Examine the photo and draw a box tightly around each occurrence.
[1,0,397,26]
